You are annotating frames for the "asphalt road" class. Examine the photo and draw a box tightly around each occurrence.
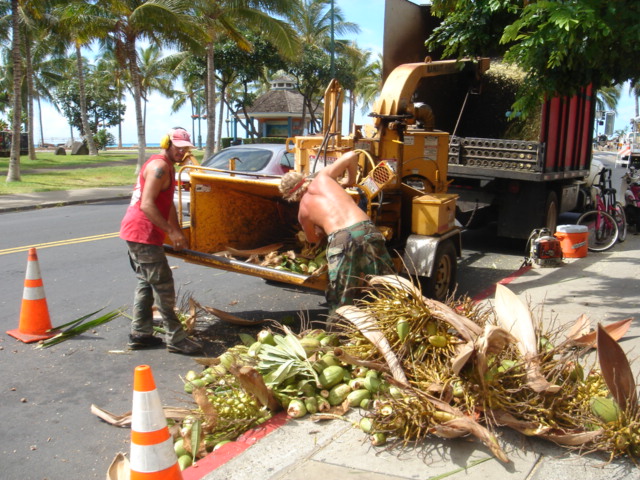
[0,150,620,479]
[0,199,330,480]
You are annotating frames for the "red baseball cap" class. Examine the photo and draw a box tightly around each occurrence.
[169,128,194,148]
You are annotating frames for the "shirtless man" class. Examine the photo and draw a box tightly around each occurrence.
[279,151,394,313]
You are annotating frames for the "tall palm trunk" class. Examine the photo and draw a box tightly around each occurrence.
[37,96,45,148]
[127,39,146,171]
[7,0,22,183]
[206,44,217,156]
[348,91,355,134]
[75,43,98,155]
[216,83,226,149]
[117,85,123,148]
[25,37,36,160]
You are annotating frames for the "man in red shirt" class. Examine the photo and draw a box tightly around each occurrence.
[120,128,202,354]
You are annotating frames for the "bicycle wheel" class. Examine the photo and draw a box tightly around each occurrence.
[614,202,627,242]
[577,210,619,252]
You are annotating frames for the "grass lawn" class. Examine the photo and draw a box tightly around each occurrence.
[0,150,205,195]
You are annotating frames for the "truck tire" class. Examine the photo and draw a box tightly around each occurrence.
[420,240,457,301]
[544,191,558,233]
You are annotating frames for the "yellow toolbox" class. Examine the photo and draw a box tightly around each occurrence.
[411,193,458,235]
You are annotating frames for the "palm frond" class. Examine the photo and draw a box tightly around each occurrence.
[37,307,125,348]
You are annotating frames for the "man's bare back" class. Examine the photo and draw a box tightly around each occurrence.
[298,152,369,243]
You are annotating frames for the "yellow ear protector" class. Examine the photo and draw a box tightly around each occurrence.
[160,134,171,149]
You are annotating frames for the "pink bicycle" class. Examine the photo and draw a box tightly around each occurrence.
[577,167,626,252]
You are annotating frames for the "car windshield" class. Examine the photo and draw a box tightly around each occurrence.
[202,148,274,173]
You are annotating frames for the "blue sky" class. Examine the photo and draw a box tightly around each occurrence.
[34,0,636,146]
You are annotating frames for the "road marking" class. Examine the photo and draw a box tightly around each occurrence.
[0,232,121,256]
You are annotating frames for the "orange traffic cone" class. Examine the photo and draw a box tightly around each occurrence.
[7,248,57,343]
[130,365,183,480]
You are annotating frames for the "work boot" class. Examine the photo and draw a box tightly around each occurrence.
[128,334,164,350]
[167,337,203,355]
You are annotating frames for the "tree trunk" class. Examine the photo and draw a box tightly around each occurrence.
[300,96,308,135]
[7,0,22,183]
[117,85,123,148]
[127,39,146,171]
[205,44,217,157]
[37,96,44,148]
[25,36,36,160]
[216,83,226,150]
[225,97,250,139]
[349,91,356,135]
[75,43,98,156]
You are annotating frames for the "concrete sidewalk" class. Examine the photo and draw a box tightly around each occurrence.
[192,236,640,480]
[0,186,132,213]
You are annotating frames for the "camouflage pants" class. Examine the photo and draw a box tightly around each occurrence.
[326,220,394,313]
[126,241,187,344]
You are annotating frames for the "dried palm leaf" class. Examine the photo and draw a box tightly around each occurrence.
[229,365,281,412]
[91,404,191,427]
[368,275,482,341]
[413,389,509,463]
[182,297,198,333]
[192,387,218,432]
[540,429,604,447]
[223,243,284,257]
[565,313,591,340]
[569,318,633,349]
[336,305,408,385]
[494,284,559,393]
[106,452,129,480]
[491,410,550,436]
[475,324,517,380]
[434,416,509,463]
[451,342,475,375]
[597,324,638,413]
[333,347,390,373]
[203,306,267,325]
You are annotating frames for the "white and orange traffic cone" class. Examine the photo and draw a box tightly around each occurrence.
[130,365,183,480]
[7,247,57,343]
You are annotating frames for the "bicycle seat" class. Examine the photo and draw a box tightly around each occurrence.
[603,188,616,195]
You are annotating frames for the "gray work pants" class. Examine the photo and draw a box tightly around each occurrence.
[126,241,187,345]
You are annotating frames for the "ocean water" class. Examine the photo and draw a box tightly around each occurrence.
[109,143,208,148]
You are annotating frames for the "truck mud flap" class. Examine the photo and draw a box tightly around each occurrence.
[165,246,327,291]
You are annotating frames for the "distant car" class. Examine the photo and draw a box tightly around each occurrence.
[175,144,294,216]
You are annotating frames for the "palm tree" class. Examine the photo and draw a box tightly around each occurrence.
[191,0,299,156]
[95,47,129,148]
[356,52,383,115]
[6,0,22,182]
[55,0,113,156]
[100,0,201,170]
[289,0,358,48]
[137,44,174,131]
[340,43,380,132]
[28,38,68,149]
[631,81,640,119]
[284,0,359,133]
[596,85,621,114]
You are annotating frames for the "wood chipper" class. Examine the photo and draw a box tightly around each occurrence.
[166,58,479,301]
